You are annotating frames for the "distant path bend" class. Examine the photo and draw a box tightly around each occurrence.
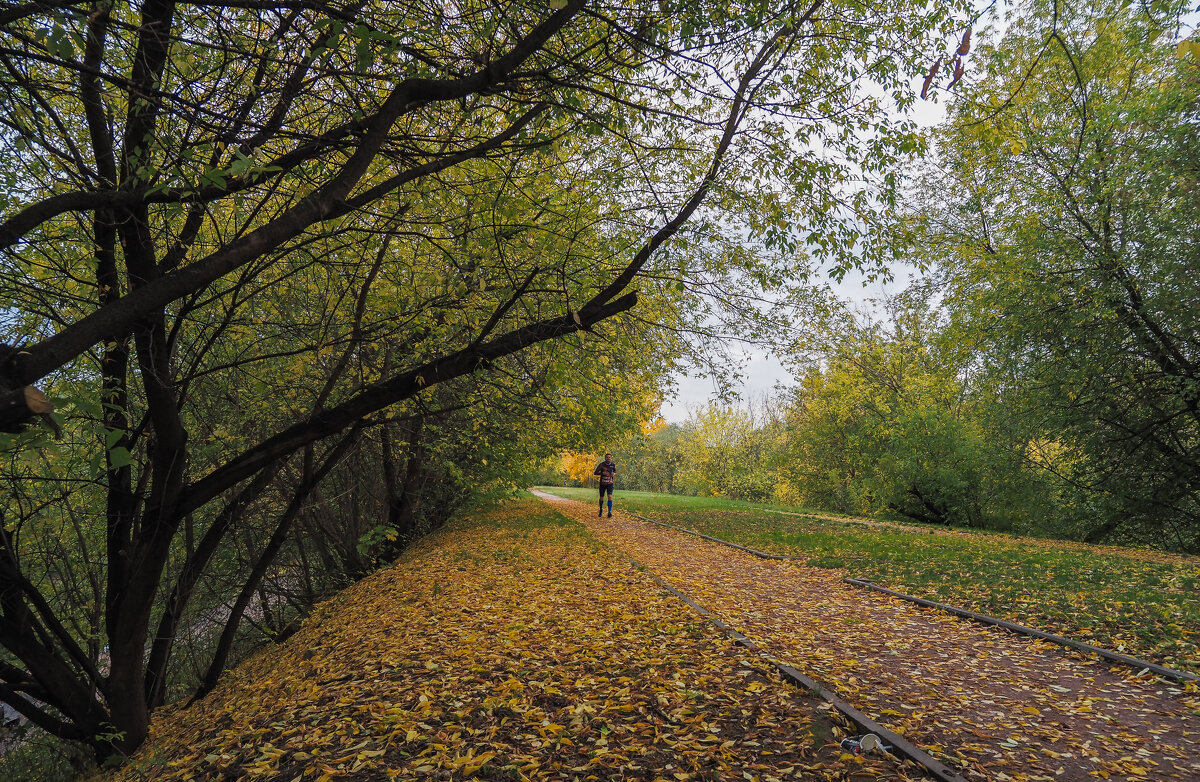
[534,492,1200,782]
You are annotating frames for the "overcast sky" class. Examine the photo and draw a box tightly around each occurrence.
[658,264,921,422]
[658,72,948,423]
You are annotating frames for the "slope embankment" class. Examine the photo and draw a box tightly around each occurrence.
[103,499,920,781]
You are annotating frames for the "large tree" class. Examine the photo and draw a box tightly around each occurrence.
[0,0,955,759]
[907,0,1200,548]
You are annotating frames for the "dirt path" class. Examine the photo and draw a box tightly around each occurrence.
[535,492,1200,782]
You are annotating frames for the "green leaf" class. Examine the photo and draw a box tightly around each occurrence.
[109,447,133,469]
[1175,40,1200,60]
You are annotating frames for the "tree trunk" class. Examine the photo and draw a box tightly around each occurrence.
[389,418,428,541]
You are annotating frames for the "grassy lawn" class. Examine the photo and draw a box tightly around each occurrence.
[536,486,828,517]
[535,486,1200,676]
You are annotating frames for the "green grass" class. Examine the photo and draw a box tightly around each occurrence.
[536,487,1200,675]
[536,486,828,516]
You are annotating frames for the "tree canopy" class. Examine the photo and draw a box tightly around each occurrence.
[909,0,1200,548]
[0,0,957,761]
[599,0,1200,553]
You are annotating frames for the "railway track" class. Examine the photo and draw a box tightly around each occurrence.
[530,492,1200,779]
[625,510,1197,685]
[635,562,968,781]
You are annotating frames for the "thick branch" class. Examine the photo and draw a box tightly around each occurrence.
[0,1,86,27]
[178,291,638,516]
[0,2,578,250]
[0,385,52,433]
[3,87,559,396]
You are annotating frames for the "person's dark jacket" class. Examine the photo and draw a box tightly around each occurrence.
[594,460,616,486]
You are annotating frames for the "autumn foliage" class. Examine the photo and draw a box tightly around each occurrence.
[102,500,912,780]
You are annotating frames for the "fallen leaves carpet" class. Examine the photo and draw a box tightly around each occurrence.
[536,494,1200,782]
[106,500,923,781]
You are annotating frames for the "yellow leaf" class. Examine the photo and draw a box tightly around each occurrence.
[463,751,496,774]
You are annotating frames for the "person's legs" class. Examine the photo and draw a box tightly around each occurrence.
[600,485,612,517]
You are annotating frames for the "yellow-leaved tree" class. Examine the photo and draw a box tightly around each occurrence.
[562,451,601,485]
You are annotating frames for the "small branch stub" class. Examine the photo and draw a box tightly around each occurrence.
[0,385,55,434]
[25,386,53,415]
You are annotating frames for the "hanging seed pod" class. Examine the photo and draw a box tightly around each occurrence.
[957,27,972,56]
[920,56,942,100]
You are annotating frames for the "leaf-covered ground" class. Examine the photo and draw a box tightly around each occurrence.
[105,500,923,781]
[537,492,1200,781]
[537,488,1200,675]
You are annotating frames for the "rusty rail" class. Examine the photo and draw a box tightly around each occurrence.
[625,508,1197,686]
[843,578,1198,684]
[640,568,968,782]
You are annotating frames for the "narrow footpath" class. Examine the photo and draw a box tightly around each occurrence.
[535,492,1200,782]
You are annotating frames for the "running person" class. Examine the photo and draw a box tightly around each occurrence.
[594,453,616,517]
